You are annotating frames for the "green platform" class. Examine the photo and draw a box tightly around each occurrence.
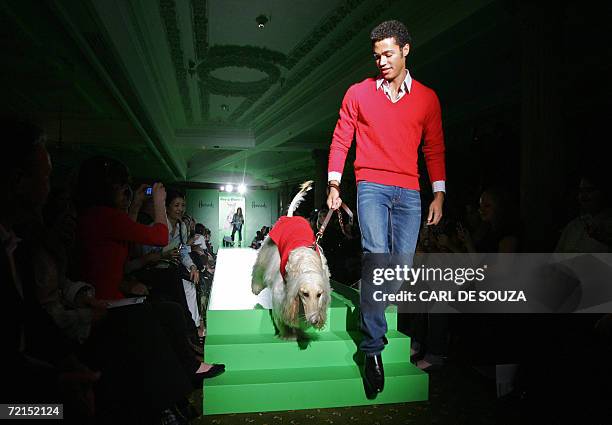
[203,282,428,415]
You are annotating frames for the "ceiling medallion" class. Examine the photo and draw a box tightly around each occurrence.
[194,45,286,98]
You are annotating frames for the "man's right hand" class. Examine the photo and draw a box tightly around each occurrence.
[326,182,342,210]
[326,188,342,210]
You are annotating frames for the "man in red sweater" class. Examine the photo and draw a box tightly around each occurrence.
[327,20,446,394]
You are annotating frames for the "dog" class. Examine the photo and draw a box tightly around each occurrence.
[251,181,331,339]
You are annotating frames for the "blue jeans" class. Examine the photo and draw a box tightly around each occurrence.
[231,226,242,242]
[357,182,421,355]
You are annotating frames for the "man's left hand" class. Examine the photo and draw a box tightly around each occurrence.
[427,192,445,225]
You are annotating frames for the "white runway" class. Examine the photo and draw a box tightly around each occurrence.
[208,248,272,310]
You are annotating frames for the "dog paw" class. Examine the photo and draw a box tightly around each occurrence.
[278,332,298,341]
[276,323,298,340]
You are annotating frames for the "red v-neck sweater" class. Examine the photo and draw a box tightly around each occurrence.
[77,206,168,300]
[328,77,445,190]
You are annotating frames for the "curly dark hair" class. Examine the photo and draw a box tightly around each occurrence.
[370,20,412,48]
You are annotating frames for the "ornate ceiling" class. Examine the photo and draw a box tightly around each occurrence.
[1,0,517,186]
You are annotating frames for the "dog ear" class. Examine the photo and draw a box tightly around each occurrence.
[284,295,300,325]
[319,251,331,280]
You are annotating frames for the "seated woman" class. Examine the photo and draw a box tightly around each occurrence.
[250,230,263,249]
[450,187,522,382]
[190,223,215,271]
[204,227,216,257]
[555,172,612,253]
[37,187,103,344]
[74,156,223,380]
[2,120,99,419]
[457,187,520,254]
[33,188,199,421]
[135,189,203,338]
[191,223,207,252]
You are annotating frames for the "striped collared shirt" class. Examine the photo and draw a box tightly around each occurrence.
[376,69,413,103]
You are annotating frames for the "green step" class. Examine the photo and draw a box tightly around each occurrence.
[206,290,398,335]
[206,295,346,336]
[203,281,427,415]
[203,363,428,415]
[205,329,411,371]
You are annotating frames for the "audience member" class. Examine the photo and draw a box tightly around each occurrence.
[4,123,207,421]
[204,227,215,255]
[73,156,224,381]
[133,189,203,336]
[250,230,264,249]
[555,172,612,252]
[190,223,215,274]
[1,119,99,420]
[458,187,520,253]
[38,188,103,343]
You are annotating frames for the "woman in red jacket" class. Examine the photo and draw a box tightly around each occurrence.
[75,156,224,384]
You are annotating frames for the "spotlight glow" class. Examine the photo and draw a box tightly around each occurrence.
[226,184,234,192]
[238,183,247,194]
[220,186,225,191]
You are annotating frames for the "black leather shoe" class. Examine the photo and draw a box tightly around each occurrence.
[364,354,384,393]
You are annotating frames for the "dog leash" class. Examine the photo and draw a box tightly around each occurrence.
[314,203,354,246]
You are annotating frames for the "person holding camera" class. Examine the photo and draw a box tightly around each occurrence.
[75,156,223,375]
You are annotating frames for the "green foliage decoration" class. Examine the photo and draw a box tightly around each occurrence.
[196,45,286,97]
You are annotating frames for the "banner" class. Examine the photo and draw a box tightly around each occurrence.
[185,189,278,250]
[219,194,246,247]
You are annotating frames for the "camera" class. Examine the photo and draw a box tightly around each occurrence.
[145,186,153,196]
